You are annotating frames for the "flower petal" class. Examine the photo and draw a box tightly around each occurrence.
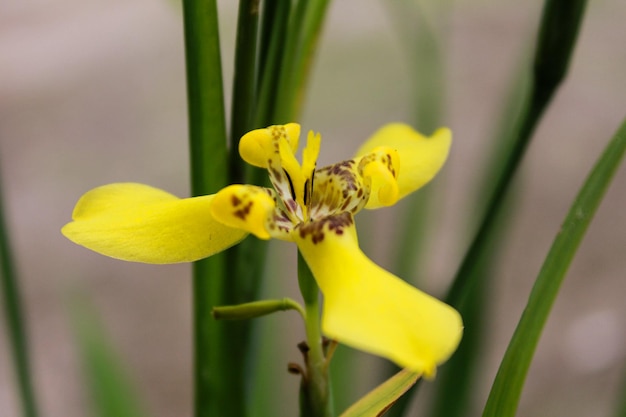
[355,124,452,209]
[238,123,301,168]
[210,184,277,240]
[358,146,400,208]
[62,183,247,264]
[294,214,463,377]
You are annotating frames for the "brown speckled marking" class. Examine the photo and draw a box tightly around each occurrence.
[297,212,354,245]
[270,166,283,183]
[358,149,398,180]
[246,127,387,232]
[234,201,253,220]
[309,159,369,219]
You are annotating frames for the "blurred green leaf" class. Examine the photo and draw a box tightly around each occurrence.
[380,1,449,415]
[482,116,626,417]
[427,42,531,417]
[616,364,626,417]
[446,0,589,310]
[273,0,332,123]
[0,170,39,417]
[255,0,290,128]
[339,370,420,417]
[70,299,148,417]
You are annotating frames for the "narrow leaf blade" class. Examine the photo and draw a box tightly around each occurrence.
[482,117,626,417]
[340,370,420,417]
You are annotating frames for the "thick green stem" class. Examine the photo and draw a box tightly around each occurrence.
[298,251,332,417]
[0,174,39,417]
[230,0,260,184]
[181,0,245,416]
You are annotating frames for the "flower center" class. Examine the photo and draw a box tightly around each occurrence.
[262,126,379,228]
[216,124,401,241]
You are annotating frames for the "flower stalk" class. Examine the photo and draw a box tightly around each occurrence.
[298,250,332,417]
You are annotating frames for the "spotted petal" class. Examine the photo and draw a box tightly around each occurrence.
[294,214,463,377]
[210,184,281,240]
[62,183,247,264]
[355,124,452,209]
[238,123,301,168]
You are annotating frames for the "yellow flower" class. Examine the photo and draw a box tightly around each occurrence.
[62,123,462,377]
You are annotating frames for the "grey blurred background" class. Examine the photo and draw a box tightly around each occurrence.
[1,0,625,416]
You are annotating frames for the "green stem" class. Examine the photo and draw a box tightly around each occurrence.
[0,174,39,417]
[298,251,332,417]
[181,0,241,416]
[445,0,589,309]
[482,116,626,417]
[230,0,260,184]
[226,3,270,383]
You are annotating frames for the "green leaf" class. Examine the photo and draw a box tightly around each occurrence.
[254,0,291,128]
[273,0,332,123]
[0,171,40,417]
[482,117,626,417]
[615,364,626,417]
[427,35,531,417]
[445,0,589,307]
[339,370,420,417]
[70,298,148,417]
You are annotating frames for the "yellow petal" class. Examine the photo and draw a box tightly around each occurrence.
[238,123,301,168]
[355,124,452,209]
[210,184,277,240]
[62,183,247,264]
[358,146,400,208]
[294,214,463,377]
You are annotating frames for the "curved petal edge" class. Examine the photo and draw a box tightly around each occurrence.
[355,124,452,209]
[62,183,247,264]
[294,214,463,377]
